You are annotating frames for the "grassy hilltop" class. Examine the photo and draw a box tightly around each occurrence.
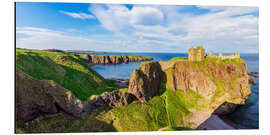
[16,48,119,100]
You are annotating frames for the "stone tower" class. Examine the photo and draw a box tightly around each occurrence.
[188,46,205,61]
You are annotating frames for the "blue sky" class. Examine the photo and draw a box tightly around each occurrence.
[16,2,259,53]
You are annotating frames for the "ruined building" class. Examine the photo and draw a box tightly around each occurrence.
[188,46,240,61]
[188,46,205,61]
[206,50,240,60]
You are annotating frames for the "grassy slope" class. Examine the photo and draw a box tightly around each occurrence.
[16,48,120,100]
[96,89,200,131]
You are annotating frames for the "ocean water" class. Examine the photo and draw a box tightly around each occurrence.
[92,52,259,129]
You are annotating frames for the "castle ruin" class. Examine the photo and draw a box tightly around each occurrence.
[188,46,205,61]
[206,50,240,60]
[188,46,240,61]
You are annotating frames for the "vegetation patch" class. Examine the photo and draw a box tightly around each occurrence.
[170,57,188,61]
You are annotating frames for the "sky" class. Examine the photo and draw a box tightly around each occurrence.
[16,2,259,53]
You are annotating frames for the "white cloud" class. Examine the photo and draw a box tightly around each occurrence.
[89,5,131,32]
[130,6,164,26]
[60,11,95,20]
[89,4,164,32]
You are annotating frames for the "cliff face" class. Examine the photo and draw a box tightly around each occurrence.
[128,59,251,128]
[79,54,153,64]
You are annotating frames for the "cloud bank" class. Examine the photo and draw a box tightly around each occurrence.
[17,5,259,53]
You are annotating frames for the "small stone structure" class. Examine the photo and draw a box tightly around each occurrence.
[188,46,205,61]
[188,46,240,61]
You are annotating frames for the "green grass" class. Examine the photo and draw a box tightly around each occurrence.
[106,96,168,131]
[170,57,188,61]
[98,88,203,131]
[210,76,227,103]
[118,88,129,93]
[16,48,120,100]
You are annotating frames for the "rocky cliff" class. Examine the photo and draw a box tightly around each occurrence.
[79,54,153,64]
[128,58,251,128]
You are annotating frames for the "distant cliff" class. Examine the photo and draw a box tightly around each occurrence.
[79,54,153,65]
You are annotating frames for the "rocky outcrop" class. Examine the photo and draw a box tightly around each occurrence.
[16,71,58,123]
[249,76,256,85]
[16,71,137,123]
[128,62,164,101]
[248,72,259,78]
[79,54,153,65]
[128,60,251,116]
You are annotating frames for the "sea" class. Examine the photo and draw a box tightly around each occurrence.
[92,52,259,129]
